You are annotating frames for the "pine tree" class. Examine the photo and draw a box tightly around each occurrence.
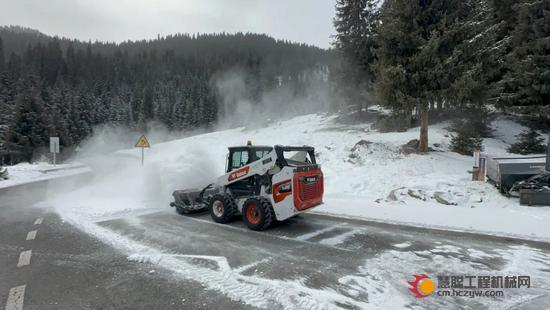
[508,129,547,155]
[480,0,526,107]
[504,0,550,106]
[373,0,431,152]
[333,0,379,111]
[450,120,484,156]
[0,56,19,164]
[5,76,49,162]
[374,0,476,152]
[439,1,491,108]
[140,86,155,123]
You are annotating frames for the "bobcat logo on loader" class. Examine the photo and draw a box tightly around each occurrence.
[228,166,250,181]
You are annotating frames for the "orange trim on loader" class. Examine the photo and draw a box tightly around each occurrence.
[272,179,293,203]
[228,166,250,181]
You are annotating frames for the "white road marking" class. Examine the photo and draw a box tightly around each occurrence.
[234,257,272,274]
[295,223,346,241]
[128,254,231,272]
[26,230,37,241]
[183,216,260,235]
[4,285,26,310]
[319,228,364,246]
[174,255,231,272]
[17,250,32,267]
[34,218,43,225]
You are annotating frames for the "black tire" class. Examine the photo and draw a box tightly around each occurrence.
[209,193,236,223]
[242,197,274,231]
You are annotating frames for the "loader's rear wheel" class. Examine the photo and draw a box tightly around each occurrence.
[242,197,274,231]
[209,194,236,223]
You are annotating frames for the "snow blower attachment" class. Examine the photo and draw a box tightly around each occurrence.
[170,144,324,230]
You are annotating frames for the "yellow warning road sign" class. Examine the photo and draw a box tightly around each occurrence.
[135,135,151,148]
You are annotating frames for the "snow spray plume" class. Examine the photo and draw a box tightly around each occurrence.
[41,67,333,222]
[213,67,332,130]
[41,122,218,223]
[73,122,208,160]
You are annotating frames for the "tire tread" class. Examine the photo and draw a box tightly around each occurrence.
[242,197,274,231]
[209,193,236,223]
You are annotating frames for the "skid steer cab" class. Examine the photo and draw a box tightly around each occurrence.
[170,144,324,230]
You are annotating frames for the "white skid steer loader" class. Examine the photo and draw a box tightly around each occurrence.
[170,143,324,230]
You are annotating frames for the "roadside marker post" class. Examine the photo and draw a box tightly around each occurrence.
[49,137,60,166]
[135,135,151,166]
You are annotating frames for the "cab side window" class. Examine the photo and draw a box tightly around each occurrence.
[255,150,269,159]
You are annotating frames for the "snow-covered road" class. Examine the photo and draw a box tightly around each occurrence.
[110,210,550,310]
[29,189,550,309]
[1,164,549,309]
[4,112,550,309]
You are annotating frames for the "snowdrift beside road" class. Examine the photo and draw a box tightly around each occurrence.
[47,113,550,242]
[0,162,90,189]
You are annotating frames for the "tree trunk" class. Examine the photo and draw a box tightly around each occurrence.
[419,105,429,153]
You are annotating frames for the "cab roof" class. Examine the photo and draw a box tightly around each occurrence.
[228,145,273,150]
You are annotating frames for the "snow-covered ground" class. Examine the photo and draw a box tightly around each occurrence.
[0,162,90,189]
[26,112,549,309]
[39,112,550,243]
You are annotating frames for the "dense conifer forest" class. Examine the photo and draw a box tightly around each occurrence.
[0,26,331,163]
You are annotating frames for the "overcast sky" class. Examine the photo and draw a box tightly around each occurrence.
[0,0,336,49]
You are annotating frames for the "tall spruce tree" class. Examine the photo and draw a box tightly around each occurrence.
[505,0,550,106]
[5,76,49,162]
[481,0,522,107]
[141,86,155,122]
[374,0,475,152]
[333,0,379,112]
[444,1,492,107]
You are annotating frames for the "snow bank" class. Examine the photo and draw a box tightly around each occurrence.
[0,162,90,189]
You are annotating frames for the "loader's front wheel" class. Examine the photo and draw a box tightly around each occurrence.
[242,197,274,231]
[209,194,236,223]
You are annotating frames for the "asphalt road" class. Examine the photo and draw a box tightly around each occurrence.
[2,179,550,309]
